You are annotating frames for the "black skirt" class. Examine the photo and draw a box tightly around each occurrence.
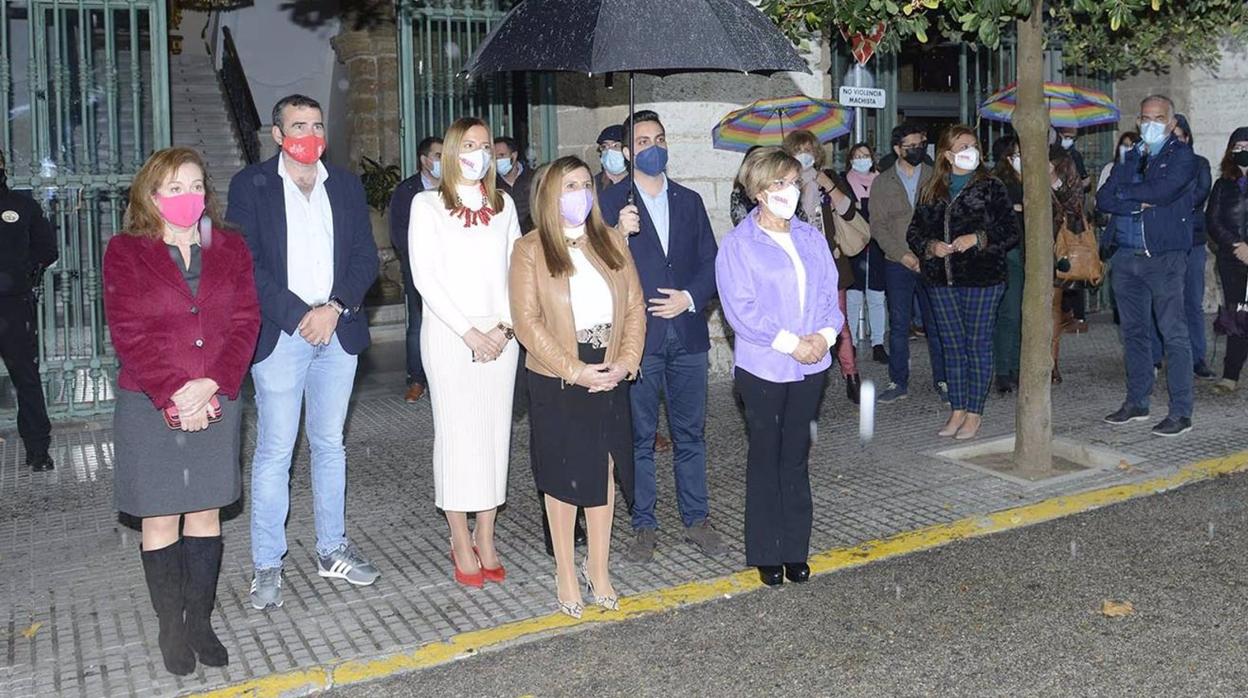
[527,343,634,508]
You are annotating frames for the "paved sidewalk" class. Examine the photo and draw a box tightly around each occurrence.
[1,317,1245,697]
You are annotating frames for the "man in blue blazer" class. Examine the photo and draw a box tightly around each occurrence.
[1097,94,1198,437]
[226,94,380,610]
[601,110,725,563]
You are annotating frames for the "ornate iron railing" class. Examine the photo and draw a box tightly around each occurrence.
[218,25,260,164]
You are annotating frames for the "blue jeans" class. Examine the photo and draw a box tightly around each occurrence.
[1151,244,1208,367]
[884,260,946,391]
[1112,249,1193,419]
[250,331,359,570]
[400,255,427,386]
[630,329,709,530]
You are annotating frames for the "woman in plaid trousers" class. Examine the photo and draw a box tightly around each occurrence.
[906,125,1020,440]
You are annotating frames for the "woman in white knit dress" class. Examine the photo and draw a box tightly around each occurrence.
[409,117,521,588]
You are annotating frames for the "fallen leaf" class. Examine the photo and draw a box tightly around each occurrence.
[1100,600,1135,617]
[1118,459,1131,471]
[20,622,42,638]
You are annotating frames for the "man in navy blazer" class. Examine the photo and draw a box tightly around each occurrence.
[601,110,725,562]
[226,94,380,610]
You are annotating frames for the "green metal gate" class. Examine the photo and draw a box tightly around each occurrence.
[396,0,557,177]
[1,0,170,424]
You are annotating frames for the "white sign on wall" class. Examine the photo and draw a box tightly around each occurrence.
[838,86,887,110]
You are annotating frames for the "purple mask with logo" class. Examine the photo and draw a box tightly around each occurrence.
[560,188,594,227]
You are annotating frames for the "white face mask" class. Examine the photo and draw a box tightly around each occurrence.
[764,185,800,221]
[458,148,491,181]
[1009,155,1022,173]
[1060,137,1076,149]
[850,158,873,173]
[795,152,816,171]
[952,147,980,171]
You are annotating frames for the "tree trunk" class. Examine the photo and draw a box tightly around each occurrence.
[1012,8,1055,472]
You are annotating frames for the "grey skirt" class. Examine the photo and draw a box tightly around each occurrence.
[112,388,244,518]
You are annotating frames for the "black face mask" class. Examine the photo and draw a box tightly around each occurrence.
[1234,151,1248,168]
[901,147,925,166]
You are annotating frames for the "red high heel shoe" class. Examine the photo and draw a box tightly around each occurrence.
[474,546,506,583]
[451,545,484,588]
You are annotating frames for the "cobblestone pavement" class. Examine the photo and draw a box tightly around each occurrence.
[1,317,1245,697]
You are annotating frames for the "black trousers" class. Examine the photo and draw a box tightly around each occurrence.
[735,367,825,567]
[1218,258,1248,381]
[0,295,51,457]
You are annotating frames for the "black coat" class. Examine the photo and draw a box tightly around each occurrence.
[1206,176,1248,260]
[906,175,1020,288]
[0,188,58,296]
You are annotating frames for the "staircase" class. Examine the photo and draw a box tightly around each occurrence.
[169,52,249,193]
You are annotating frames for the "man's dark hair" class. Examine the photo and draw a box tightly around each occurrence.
[494,136,518,153]
[621,110,664,138]
[272,94,322,129]
[891,122,927,149]
[417,136,443,159]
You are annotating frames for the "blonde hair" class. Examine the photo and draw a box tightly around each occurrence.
[781,129,825,170]
[123,147,226,239]
[533,157,625,277]
[436,117,506,214]
[920,124,988,205]
[736,146,801,206]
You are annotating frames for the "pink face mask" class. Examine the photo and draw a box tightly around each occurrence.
[155,192,206,228]
[559,188,594,227]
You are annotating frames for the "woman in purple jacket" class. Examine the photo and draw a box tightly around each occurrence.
[716,147,843,587]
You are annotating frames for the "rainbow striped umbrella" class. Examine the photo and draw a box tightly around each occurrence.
[977,81,1120,129]
[712,95,854,153]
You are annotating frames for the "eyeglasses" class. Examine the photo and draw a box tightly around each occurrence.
[766,179,798,192]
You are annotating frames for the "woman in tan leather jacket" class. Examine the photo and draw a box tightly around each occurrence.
[510,156,646,618]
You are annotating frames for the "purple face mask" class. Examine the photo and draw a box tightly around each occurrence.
[560,188,594,227]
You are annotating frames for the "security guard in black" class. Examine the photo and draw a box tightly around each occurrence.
[0,149,58,471]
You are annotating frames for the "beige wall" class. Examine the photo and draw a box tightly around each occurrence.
[553,44,830,375]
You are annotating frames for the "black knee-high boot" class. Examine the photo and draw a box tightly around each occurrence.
[181,535,229,667]
[140,541,195,675]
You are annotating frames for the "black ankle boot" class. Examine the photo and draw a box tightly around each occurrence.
[141,541,196,676]
[182,536,229,667]
[845,374,861,405]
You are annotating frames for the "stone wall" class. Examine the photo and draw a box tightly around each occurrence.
[553,44,831,376]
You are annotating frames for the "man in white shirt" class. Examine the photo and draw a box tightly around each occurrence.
[226,94,381,610]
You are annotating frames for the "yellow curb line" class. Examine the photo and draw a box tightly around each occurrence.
[189,450,1248,698]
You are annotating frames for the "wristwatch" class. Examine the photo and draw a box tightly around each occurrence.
[326,297,349,319]
[497,322,515,340]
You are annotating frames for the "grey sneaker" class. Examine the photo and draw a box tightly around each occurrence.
[877,382,908,404]
[684,520,727,557]
[250,568,283,610]
[624,528,657,563]
[317,543,380,586]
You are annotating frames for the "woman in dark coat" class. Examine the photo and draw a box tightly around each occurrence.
[1206,126,1248,393]
[907,125,1020,440]
[990,135,1025,393]
[103,147,260,675]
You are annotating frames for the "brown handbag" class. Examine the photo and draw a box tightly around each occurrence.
[1054,214,1103,285]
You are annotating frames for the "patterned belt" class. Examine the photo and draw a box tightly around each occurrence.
[575,323,613,349]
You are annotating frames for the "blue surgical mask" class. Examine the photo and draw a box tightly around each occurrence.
[1140,121,1168,150]
[429,159,442,179]
[495,157,514,177]
[634,145,668,177]
[850,158,873,173]
[600,149,627,175]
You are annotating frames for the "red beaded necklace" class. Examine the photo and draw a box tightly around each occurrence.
[451,182,494,228]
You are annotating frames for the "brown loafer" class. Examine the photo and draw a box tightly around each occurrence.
[404,383,426,403]
[654,433,672,453]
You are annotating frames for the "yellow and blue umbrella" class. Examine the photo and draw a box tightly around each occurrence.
[712,95,855,153]
[978,81,1120,129]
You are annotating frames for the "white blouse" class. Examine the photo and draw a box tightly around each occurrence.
[565,225,614,331]
[761,225,838,354]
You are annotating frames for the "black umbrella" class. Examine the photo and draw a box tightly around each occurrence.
[462,0,810,197]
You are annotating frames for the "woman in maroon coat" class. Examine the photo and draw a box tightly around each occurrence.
[103,147,259,675]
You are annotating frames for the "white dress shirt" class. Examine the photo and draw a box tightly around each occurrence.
[279,156,335,306]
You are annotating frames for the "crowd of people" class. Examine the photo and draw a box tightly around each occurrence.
[1,89,1241,677]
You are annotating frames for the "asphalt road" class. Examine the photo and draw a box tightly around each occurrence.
[335,473,1248,697]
